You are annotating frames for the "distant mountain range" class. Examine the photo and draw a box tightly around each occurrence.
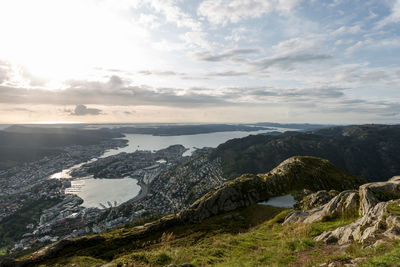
[0,122,330,169]
[210,124,400,182]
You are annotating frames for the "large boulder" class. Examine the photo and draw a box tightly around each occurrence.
[285,176,400,245]
[359,176,400,215]
[296,190,338,210]
[283,190,359,225]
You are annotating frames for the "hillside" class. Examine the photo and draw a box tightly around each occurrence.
[6,156,369,266]
[210,124,400,181]
[0,126,123,169]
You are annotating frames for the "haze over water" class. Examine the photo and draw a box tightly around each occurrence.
[102,128,289,158]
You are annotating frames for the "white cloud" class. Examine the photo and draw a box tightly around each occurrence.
[180,31,212,50]
[271,37,319,55]
[332,25,362,36]
[138,13,161,29]
[225,26,249,42]
[145,0,201,31]
[376,0,400,28]
[198,0,302,25]
[345,37,400,54]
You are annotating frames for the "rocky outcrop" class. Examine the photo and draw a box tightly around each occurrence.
[283,176,400,246]
[179,156,362,223]
[283,190,359,226]
[295,190,338,210]
[359,176,400,215]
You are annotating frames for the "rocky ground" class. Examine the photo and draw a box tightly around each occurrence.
[284,176,400,250]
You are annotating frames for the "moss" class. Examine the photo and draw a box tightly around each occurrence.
[36,256,107,267]
[373,191,398,202]
[267,209,293,225]
[310,218,357,237]
[148,252,172,265]
[386,200,400,216]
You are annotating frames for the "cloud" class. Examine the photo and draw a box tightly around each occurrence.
[180,31,211,50]
[145,0,201,31]
[198,0,302,25]
[0,77,228,107]
[138,70,186,76]
[271,37,319,55]
[376,0,400,28]
[249,53,332,70]
[0,75,347,108]
[194,48,261,62]
[0,71,398,123]
[138,13,161,29]
[1,107,34,112]
[225,26,249,42]
[0,60,11,84]
[71,104,102,116]
[345,37,400,55]
[206,71,249,77]
[223,86,345,100]
[332,25,362,36]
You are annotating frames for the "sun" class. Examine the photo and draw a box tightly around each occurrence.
[0,0,157,84]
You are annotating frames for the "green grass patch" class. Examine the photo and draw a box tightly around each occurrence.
[37,256,106,267]
[386,200,400,216]
[310,217,357,237]
[360,241,400,267]
[0,247,7,256]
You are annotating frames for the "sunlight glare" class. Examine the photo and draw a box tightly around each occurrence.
[0,0,155,84]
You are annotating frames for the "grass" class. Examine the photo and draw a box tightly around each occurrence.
[22,204,400,267]
[386,199,400,216]
[360,241,400,267]
[37,256,107,267]
[0,247,7,256]
[108,210,359,267]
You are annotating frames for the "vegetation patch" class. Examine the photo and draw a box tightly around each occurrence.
[36,256,106,267]
[386,199,400,216]
[360,241,400,267]
[0,198,62,250]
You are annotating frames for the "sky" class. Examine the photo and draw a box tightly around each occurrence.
[0,0,399,124]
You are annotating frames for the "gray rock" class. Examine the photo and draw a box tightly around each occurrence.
[359,179,400,215]
[282,211,309,225]
[383,226,400,240]
[283,190,361,227]
[284,176,400,245]
[297,190,336,210]
[371,239,387,248]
